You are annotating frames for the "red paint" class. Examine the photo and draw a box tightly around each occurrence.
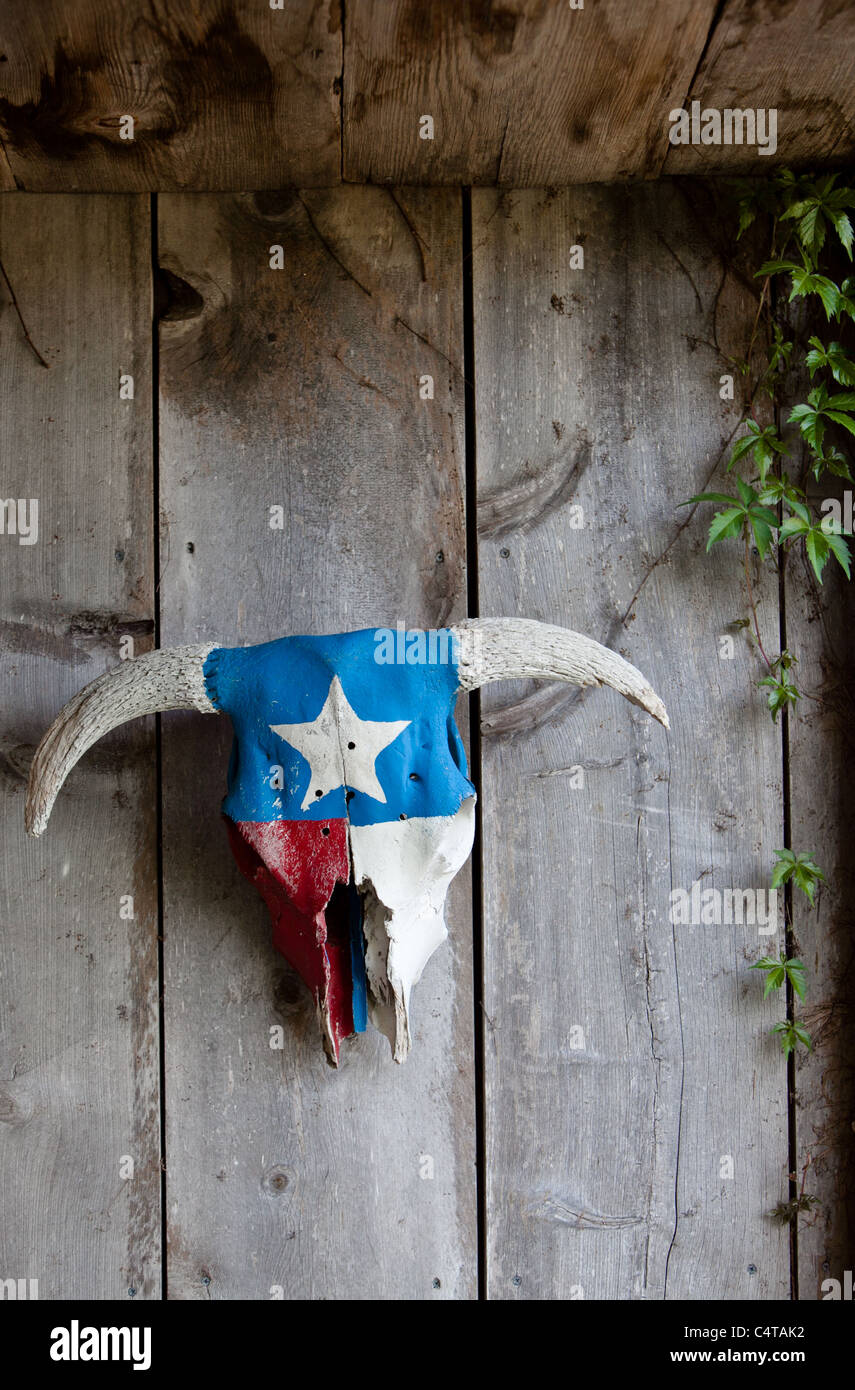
[225,818,354,1059]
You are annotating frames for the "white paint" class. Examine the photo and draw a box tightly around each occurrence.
[270,675,409,810]
[351,799,476,1062]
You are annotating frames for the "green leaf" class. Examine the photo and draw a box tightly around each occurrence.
[837,278,855,320]
[729,432,761,468]
[756,259,800,277]
[754,954,808,1002]
[749,504,780,528]
[829,209,854,257]
[811,446,852,483]
[786,959,807,1002]
[758,673,800,721]
[771,1020,813,1056]
[779,514,809,540]
[734,475,757,507]
[680,492,744,507]
[826,409,855,437]
[788,386,855,456]
[707,507,745,548]
[785,496,810,522]
[789,268,840,318]
[805,339,855,386]
[778,179,855,260]
[759,475,806,508]
[825,529,852,578]
[772,849,824,904]
[806,527,830,582]
[750,515,773,559]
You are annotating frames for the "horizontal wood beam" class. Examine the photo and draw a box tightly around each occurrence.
[0,2,852,190]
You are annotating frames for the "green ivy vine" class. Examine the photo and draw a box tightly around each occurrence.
[686,171,855,1063]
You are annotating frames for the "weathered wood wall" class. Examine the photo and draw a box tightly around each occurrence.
[156,188,475,1300]
[473,184,789,1299]
[0,0,852,190]
[0,195,160,1297]
[1,183,852,1298]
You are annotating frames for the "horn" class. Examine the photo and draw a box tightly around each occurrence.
[451,618,669,728]
[26,645,219,837]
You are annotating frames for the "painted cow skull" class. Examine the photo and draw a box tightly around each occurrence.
[26,619,668,1064]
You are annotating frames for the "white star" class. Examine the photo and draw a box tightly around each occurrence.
[270,676,410,812]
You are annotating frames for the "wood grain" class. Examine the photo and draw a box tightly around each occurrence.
[473,183,790,1299]
[0,195,159,1297]
[786,485,855,1297]
[0,0,341,191]
[157,187,475,1299]
[663,0,855,175]
[344,0,718,185]
[0,1,852,191]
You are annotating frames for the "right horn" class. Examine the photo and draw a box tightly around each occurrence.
[451,617,669,728]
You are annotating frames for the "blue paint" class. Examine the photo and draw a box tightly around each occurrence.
[348,878,367,1033]
[204,629,475,826]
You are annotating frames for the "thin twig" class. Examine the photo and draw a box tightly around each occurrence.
[743,532,774,670]
[0,251,49,368]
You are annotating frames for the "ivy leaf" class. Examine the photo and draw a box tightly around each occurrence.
[805,338,855,386]
[779,510,849,586]
[707,507,745,548]
[825,528,852,578]
[810,445,852,483]
[770,1020,813,1057]
[757,259,801,277]
[768,324,794,374]
[789,268,840,318]
[756,257,840,317]
[750,955,807,1000]
[684,484,779,557]
[773,649,797,672]
[732,178,781,239]
[826,408,855,438]
[780,176,855,260]
[771,849,825,905]
[836,277,855,320]
[789,384,855,454]
[728,421,788,483]
[758,474,806,508]
[758,671,800,721]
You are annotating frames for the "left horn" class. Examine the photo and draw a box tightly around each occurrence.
[451,617,669,728]
[26,645,220,837]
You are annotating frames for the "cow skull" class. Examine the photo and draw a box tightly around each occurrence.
[26,619,668,1063]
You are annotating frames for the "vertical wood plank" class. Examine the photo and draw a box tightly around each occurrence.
[473,184,790,1299]
[157,187,475,1300]
[0,194,159,1297]
[788,491,855,1296]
